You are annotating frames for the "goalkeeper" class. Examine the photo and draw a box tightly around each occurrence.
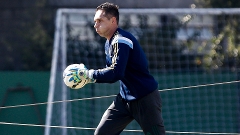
[71,2,165,135]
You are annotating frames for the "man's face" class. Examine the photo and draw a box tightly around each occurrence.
[94,10,113,38]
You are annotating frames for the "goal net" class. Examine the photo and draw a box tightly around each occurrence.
[45,8,240,135]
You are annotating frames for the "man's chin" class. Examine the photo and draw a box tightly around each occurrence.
[98,33,104,37]
[96,31,105,38]
[96,31,101,35]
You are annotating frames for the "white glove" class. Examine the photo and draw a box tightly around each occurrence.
[69,63,95,84]
[79,69,96,83]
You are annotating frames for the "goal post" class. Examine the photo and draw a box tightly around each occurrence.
[45,8,240,135]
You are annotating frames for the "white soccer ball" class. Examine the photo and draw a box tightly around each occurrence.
[63,64,88,89]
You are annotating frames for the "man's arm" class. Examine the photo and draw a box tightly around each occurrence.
[92,42,131,83]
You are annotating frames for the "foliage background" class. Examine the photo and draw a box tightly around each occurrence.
[0,0,240,71]
[0,0,54,71]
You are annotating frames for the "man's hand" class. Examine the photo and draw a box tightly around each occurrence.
[79,69,96,83]
[69,64,95,83]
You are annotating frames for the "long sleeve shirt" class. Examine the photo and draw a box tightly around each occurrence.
[92,28,158,101]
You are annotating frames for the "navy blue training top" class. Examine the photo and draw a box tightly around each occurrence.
[92,28,158,101]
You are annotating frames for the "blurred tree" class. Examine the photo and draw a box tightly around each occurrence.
[0,0,54,71]
[195,0,240,8]
[193,0,240,71]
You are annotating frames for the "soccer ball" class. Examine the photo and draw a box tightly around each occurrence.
[63,64,88,89]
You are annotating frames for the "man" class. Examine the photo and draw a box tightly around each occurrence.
[71,2,165,135]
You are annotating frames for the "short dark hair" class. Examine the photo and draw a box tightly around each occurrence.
[96,2,119,24]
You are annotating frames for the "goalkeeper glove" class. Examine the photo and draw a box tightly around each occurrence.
[69,64,95,83]
[78,69,96,83]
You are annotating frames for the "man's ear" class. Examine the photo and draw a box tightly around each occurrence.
[111,17,117,24]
